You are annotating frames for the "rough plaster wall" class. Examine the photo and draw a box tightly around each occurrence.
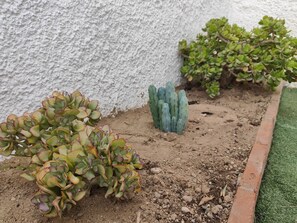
[228,0,297,36]
[0,0,229,123]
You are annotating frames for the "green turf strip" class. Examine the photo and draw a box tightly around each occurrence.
[256,88,297,223]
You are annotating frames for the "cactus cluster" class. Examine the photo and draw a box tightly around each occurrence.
[148,82,189,134]
[0,91,142,217]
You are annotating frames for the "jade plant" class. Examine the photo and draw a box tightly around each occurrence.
[148,82,189,134]
[179,16,297,98]
[0,91,143,217]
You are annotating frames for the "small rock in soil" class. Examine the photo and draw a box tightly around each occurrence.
[201,183,210,194]
[207,211,214,219]
[170,213,178,220]
[211,205,223,215]
[150,167,162,174]
[154,192,161,198]
[181,207,191,213]
[199,196,214,206]
[182,195,193,203]
[224,194,233,203]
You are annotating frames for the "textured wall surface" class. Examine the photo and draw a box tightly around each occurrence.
[0,0,229,122]
[228,0,297,36]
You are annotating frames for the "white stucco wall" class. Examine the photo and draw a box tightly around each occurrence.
[0,0,229,122]
[228,0,297,36]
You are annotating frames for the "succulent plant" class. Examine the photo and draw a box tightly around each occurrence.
[148,82,189,134]
[0,91,143,218]
[179,16,297,97]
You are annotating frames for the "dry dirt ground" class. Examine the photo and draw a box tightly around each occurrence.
[0,86,271,223]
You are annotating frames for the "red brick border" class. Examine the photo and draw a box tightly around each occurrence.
[228,82,285,223]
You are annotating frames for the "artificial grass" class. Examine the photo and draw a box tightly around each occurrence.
[256,88,297,223]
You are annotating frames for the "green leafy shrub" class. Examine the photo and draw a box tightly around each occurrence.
[179,16,297,97]
[148,82,189,134]
[0,91,143,217]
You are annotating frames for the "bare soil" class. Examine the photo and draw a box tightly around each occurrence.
[0,86,271,223]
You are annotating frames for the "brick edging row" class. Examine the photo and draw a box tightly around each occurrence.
[227,82,285,223]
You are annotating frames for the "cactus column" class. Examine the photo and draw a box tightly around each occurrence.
[148,81,189,134]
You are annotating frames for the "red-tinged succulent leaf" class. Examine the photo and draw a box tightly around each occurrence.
[32,111,43,123]
[113,164,127,173]
[37,184,57,197]
[47,136,59,146]
[68,172,80,184]
[90,111,101,120]
[76,108,88,119]
[119,181,126,192]
[73,190,87,202]
[0,123,7,132]
[123,153,133,163]
[87,100,99,110]
[133,163,143,169]
[20,129,32,138]
[30,125,40,137]
[32,155,43,165]
[0,130,7,138]
[85,126,94,136]
[27,136,38,144]
[64,108,79,116]
[72,120,85,132]
[37,150,52,163]
[105,187,114,198]
[78,131,90,146]
[87,145,98,158]
[84,170,95,181]
[52,197,62,217]
[45,107,55,119]
[17,116,25,128]
[97,164,107,179]
[111,139,126,149]
[71,141,83,151]
[20,173,36,181]
[115,191,123,198]
[105,167,113,179]
[57,145,68,155]
[67,150,86,164]
[7,114,18,122]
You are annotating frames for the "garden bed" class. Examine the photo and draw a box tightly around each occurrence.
[0,85,271,223]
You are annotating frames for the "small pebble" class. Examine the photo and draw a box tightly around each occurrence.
[150,167,162,174]
[170,213,177,220]
[181,207,191,213]
[211,205,222,215]
[182,195,193,203]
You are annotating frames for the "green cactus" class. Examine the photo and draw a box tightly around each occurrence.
[158,100,164,131]
[157,87,166,102]
[169,92,178,118]
[171,116,177,132]
[165,81,175,103]
[177,90,189,134]
[148,82,189,134]
[148,85,159,128]
[161,103,171,132]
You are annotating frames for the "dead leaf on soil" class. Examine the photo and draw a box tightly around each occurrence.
[199,195,214,206]
[220,184,227,197]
